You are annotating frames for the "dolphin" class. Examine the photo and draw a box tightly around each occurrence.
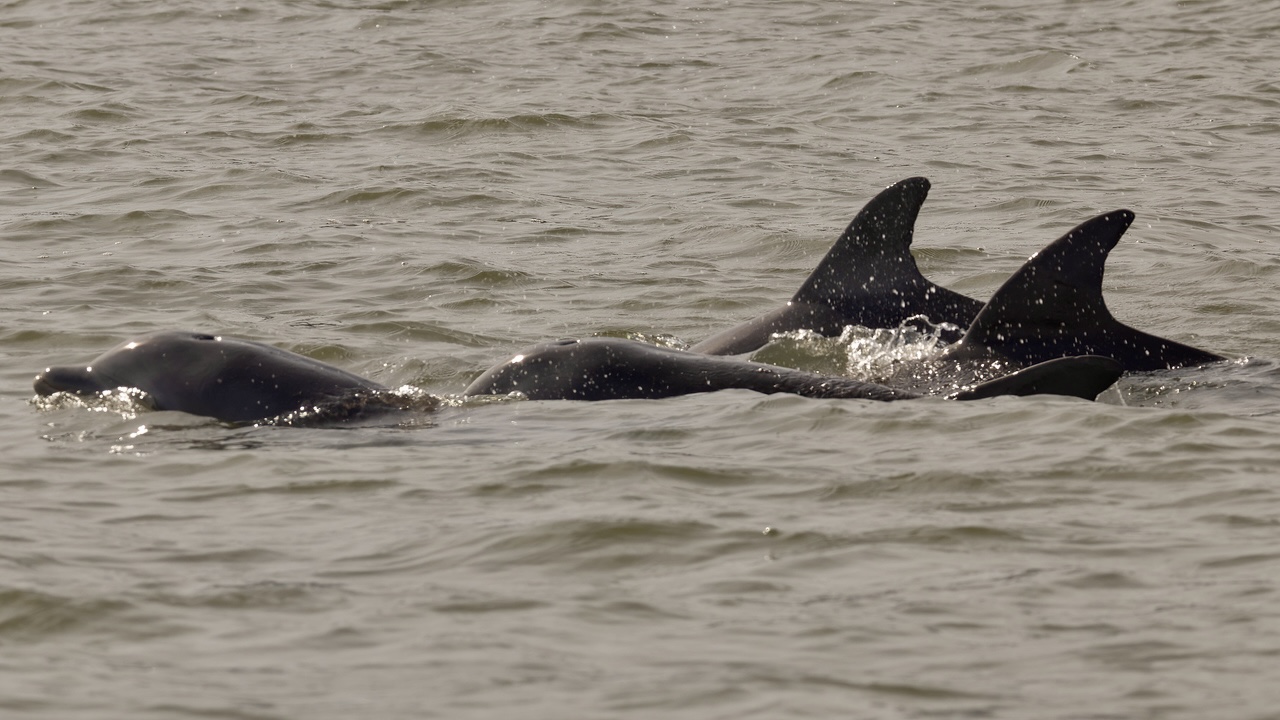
[32,200,1214,423]
[691,177,982,355]
[463,337,1123,402]
[34,331,1121,425]
[693,179,1222,371]
[33,331,391,424]
[942,210,1225,371]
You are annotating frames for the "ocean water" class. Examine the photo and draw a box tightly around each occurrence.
[4,0,1280,717]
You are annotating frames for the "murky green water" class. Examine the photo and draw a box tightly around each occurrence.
[4,1,1280,717]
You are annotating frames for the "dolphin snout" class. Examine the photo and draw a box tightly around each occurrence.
[33,370,58,396]
[33,366,107,396]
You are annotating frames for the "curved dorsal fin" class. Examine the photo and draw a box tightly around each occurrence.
[792,178,982,331]
[794,176,931,304]
[693,178,982,355]
[954,210,1222,370]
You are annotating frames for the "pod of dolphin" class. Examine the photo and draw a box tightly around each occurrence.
[33,178,1224,424]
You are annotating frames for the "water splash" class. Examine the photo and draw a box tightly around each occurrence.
[750,316,957,384]
[29,386,153,420]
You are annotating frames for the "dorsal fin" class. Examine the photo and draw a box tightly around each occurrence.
[693,177,984,355]
[791,177,983,332]
[792,177,931,304]
[952,210,1223,371]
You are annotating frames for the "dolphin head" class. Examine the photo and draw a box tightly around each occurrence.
[464,338,600,400]
[34,332,221,403]
[33,331,385,422]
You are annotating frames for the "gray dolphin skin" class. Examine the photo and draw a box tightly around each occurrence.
[32,181,1220,424]
[33,331,387,423]
[462,337,1123,402]
[943,210,1225,371]
[694,178,1222,372]
[34,331,1122,425]
[691,177,983,355]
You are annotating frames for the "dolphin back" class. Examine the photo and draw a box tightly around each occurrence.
[464,338,919,401]
[465,337,1119,403]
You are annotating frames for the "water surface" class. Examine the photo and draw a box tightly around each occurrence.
[4,1,1280,718]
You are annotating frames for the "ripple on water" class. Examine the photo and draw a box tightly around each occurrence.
[0,588,154,643]
[4,1,1280,718]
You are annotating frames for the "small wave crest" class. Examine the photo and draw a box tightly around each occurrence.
[30,387,154,420]
[32,386,444,428]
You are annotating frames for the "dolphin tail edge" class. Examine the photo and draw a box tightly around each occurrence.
[952,355,1124,401]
